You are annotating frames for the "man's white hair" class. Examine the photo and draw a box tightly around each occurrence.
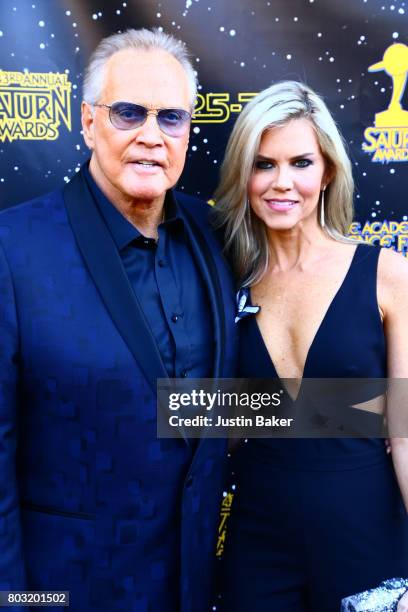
[83,28,197,109]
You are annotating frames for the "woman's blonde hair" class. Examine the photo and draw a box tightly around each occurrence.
[214,80,354,285]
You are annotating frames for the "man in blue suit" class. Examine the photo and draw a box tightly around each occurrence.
[0,28,236,611]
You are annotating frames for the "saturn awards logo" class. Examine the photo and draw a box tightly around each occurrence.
[0,70,72,143]
[363,43,408,163]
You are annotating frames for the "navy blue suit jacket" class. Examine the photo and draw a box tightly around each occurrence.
[0,169,237,611]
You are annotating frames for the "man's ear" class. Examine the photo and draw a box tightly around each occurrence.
[81,101,95,150]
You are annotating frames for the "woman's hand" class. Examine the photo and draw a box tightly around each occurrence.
[397,589,408,611]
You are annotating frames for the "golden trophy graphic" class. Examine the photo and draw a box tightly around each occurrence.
[368,43,408,127]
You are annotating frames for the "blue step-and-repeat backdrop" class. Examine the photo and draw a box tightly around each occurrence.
[0,0,407,252]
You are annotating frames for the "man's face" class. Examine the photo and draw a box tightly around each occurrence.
[82,48,191,211]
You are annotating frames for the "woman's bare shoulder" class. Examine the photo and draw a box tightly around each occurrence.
[378,246,408,282]
[377,246,408,312]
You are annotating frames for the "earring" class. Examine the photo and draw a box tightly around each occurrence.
[320,186,326,228]
[245,197,252,217]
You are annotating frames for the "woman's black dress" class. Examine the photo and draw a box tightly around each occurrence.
[222,244,408,611]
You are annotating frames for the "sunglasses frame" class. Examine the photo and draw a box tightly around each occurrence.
[92,101,192,137]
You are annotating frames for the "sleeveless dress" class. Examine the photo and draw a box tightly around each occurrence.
[221,244,408,612]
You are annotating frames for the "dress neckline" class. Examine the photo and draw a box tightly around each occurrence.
[251,243,361,400]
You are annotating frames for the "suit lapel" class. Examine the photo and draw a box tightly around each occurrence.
[177,204,226,378]
[176,197,239,456]
[178,203,232,456]
[178,198,234,381]
[63,170,169,396]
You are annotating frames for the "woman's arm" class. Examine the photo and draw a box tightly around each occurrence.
[391,436,408,512]
[378,247,408,513]
[379,247,408,609]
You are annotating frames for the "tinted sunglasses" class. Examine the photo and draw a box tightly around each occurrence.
[93,101,191,137]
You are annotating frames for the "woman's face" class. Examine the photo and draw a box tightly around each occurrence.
[248,118,330,233]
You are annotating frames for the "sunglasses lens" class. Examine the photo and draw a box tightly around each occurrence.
[108,103,191,135]
[157,109,191,136]
[110,103,146,129]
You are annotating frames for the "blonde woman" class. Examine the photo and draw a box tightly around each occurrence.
[215,81,408,611]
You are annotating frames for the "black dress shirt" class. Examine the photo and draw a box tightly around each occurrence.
[83,164,214,379]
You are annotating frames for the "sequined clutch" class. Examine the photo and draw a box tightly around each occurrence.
[341,579,408,611]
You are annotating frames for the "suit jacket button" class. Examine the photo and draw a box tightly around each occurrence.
[185,476,194,489]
